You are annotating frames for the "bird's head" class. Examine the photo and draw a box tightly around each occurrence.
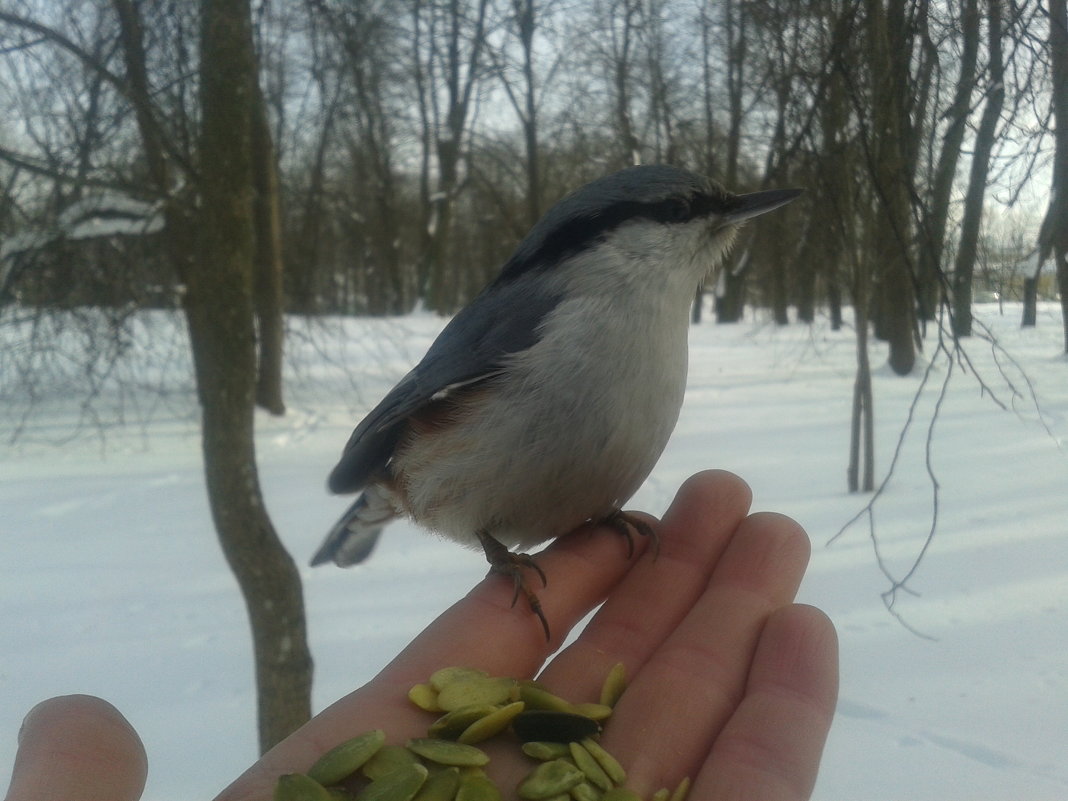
[498,165,801,291]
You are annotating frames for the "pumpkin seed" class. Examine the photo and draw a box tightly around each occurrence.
[521,741,572,761]
[568,742,612,791]
[513,711,600,743]
[598,790,642,801]
[518,685,577,714]
[429,667,489,692]
[458,701,525,744]
[650,789,670,801]
[411,767,460,801]
[355,762,428,801]
[571,703,613,722]
[598,663,627,708]
[307,729,386,785]
[517,759,586,799]
[362,745,421,781]
[668,776,690,801]
[569,781,600,801]
[274,773,334,801]
[579,739,626,786]
[408,684,442,713]
[455,771,504,801]
[406,738,490,767]
[428,705,499,740]
[437,677,515,711]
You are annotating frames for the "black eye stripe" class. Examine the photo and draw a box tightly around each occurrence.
[499,196,723,280]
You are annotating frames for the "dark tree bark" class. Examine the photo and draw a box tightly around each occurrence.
[250,75,286,415]
[918,0,980,323]
[951,0,1004,338]
[420,0,490,312]
[1047,0,1068,351]
[513,0,541,227]
[1021,276,1038,326]
[715,0,749,323]
[191,0,311,751]
[866,0,916,375]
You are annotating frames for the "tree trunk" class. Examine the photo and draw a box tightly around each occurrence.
[193,0,311,752]
[250,75,286,415]
[1048,0,1068,352]
[918,0,980,323]
[951,0,1004,339]
[1021,276,1038,326]
[849,257,875,493]
[866,0,916,375]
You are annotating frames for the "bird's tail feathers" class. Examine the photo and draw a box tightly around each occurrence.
[311,487,397,567]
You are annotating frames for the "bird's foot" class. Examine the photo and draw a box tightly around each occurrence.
[602,509,660,560]
[476,530,551,641]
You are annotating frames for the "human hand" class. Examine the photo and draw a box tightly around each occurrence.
[5,470,838,801]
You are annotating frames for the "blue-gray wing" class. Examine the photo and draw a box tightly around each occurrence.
[327,278,562,494]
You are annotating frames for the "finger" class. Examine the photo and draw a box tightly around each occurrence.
[216,520,646,801]
[539,470,752,701]
[5,695,147,801]
[698,604,839,801]
[602,511,812,796]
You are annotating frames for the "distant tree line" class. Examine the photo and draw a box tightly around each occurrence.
[2,1,1064,354]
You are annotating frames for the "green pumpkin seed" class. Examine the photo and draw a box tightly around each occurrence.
[455,771,504,801]
[518,685,577,714]
[274,773,334,801]
[569,781,600,801]
[521,741,572,761]
[355,762,429,801]
[458,701,525,744]
[598,790,642,801]
[411,767,460,801]
[579,739,626,786]
[517,759,585,799]
[406,738,490,767]
[650,789,670,801]
[408,683,442,712]
[668,776,691,801]
[568,742,612,791]
[429,667,489,691]
[362,745,421,781]
[598,663,627,708]
[308,729,386,785]
[437,677,516,711]
[428,705,499,739]
[572,703,613,722]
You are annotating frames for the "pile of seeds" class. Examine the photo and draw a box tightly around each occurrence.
[274,664,690,801]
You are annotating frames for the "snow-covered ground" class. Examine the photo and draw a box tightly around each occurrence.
[1,302,1066,800]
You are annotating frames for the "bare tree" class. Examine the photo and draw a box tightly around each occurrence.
[917,0,981,324]
[0,0,312,750]
[863,0,919,375]
[952,0,1006,338]
[411,0,491,311]
[1045,0,1068,351]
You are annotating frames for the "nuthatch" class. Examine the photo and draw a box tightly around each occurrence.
[312,164,800,638]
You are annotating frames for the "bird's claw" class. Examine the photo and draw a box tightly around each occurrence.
[476,530,551,641]
[603,509,660,560]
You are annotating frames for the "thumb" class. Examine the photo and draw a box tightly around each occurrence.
[5,695,147,801]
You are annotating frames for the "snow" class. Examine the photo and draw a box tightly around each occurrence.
[1,302,1066,800]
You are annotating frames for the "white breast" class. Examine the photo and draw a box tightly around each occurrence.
[390,225,705,551]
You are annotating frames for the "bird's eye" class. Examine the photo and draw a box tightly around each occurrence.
[668,200,690,223]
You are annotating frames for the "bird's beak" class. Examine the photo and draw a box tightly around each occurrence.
[723,188,803,223]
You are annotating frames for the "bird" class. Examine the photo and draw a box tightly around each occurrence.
[311,164,801,638]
